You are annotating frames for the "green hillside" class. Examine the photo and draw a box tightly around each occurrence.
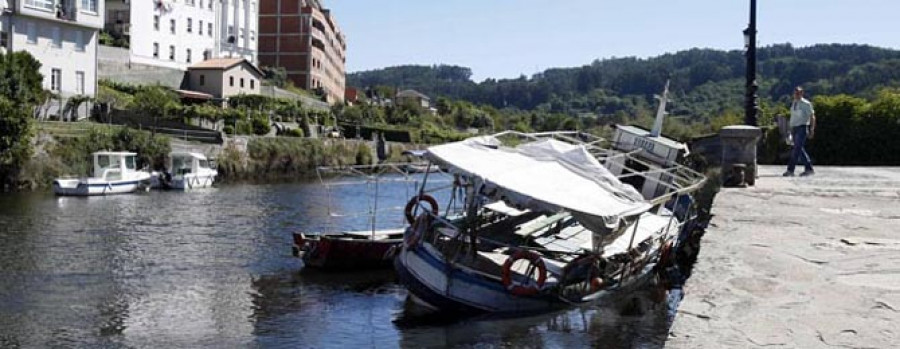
[348,44,900,121]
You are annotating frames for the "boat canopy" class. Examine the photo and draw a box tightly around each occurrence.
[426,135,652,229]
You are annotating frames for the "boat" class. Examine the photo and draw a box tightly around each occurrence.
[393,84,707,315]
[291,163,452,271]
[53,151,152,196]
[151,152,218,190]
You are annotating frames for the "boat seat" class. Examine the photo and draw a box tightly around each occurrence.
[514,212,570,237]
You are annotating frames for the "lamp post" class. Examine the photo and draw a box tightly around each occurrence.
[744,0,759,126]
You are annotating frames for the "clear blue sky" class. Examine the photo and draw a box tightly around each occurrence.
[327,0,900,82]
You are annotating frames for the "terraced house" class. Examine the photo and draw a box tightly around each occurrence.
[1,0,104,118]
[259,0,346,103]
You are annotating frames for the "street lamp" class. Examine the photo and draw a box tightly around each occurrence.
[744,0,759,126]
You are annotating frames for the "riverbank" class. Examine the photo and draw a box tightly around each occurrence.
[13,124,421,190]
[668,165,900,348]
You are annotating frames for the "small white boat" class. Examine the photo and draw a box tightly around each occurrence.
[151,152,218,190]
[53,151,152,196]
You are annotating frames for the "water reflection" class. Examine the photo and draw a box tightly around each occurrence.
[0,182,678,348]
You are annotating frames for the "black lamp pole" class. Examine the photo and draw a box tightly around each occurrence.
[744,0,759,126]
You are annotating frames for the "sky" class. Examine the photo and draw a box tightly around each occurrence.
[326,0,900,82]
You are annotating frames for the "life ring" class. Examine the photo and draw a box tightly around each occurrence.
[501,249,547,296]
[560,254,606,296]
[404,194,439,224]
[404,214,431,249]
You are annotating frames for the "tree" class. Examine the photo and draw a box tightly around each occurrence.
[133,86,178,134]
[0,97,33,188]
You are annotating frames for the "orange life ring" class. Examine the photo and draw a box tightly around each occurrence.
[404,194,439,224]
[501,250,547,296]
[404,214,431,249]
[561,254,605,294]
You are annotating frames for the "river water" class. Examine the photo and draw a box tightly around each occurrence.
[0,181,675,348]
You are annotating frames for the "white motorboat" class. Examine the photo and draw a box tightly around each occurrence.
[53,151,152,196]
[151,152,218,190]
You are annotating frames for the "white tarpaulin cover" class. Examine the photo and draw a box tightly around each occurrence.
[427,136,652,228]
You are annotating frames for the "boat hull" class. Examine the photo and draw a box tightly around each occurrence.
[151,173,217,190]
[394,244,562,314]
[292,232,402,271]
[53,177,150,196]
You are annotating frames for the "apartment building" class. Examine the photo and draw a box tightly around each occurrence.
[104,0,258,70]
[259,0,345,103]
[1,0,103,117]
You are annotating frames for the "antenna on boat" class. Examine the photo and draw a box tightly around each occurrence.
[650,80,671,138]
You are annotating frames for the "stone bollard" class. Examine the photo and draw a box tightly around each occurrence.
[720,125,762,186]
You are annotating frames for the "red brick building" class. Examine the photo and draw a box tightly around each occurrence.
[259,0,346,103]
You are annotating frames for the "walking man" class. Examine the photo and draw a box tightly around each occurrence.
[784,86,816,177]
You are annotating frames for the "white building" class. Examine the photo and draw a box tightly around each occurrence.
[1,0,104,118]
[105,0,257,71]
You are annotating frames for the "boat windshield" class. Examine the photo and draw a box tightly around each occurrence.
[172,156,191,174]
[198,159,209,169]
[125,155,137,170]
[97,155,114,169]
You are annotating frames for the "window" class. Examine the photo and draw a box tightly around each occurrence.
[170,19,176,34]
[153,42,159,58]
[24,0,54,11]
[208,23,213,37]
[0,31,8,49]
[51,27,61,48]
[240,28,246,39]
[250,79,255,89]
[200,0,204,9]
[203,50,211,60]
[250,30,256,41]
[81,0,98,13]
[50,68,61,92]
[227,25,234,36]
[154,15,160,31]
[169,45,175,61]
[74,31,85,52]
[240,78,244,88]
[229,76,234,87]
[186,49,191,63]
[208,0,213,10]
[76,71,85,95]
[27,22,37,44]
[199,74,205,86]
[199,20,203,35]
[187,18,192,33]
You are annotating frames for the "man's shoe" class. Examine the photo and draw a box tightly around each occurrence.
[782,171,795,177]
[800,170,815,177]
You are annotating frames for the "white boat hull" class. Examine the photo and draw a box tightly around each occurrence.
[150,172,217,190]
[53,176,150,196]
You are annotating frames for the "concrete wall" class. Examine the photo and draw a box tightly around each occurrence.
[98,46,185,89]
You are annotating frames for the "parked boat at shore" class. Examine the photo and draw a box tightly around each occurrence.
[53,151,152,196]
[151,152,218,190]
[291,163,451,271]
[394,83,706,315]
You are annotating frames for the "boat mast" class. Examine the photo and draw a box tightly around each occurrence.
[650,80,671,138]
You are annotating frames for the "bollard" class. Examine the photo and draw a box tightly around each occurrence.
[720,125,762,186]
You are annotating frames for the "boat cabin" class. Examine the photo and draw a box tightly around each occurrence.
[92,152,139,181]
[607,125,690,199]
[168,152,212,176]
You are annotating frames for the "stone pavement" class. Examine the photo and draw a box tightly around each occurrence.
[667,165,900,348]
